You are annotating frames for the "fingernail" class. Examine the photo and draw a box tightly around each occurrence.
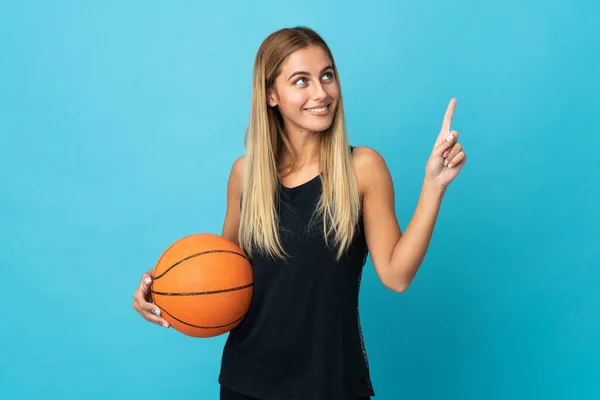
[446,133,453,142]
[443,151,449,158]
[162,322,169,328]
[448,163,454,168]
[154,308,161,316]
[144,277,151,284]
[443,160,448,167]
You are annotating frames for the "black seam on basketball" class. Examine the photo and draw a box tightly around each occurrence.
[152,234,198,279]
[160,306,247,329]
[152,282,253,296]
[153,250,250,280]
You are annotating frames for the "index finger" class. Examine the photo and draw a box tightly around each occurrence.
[440,98,456,134]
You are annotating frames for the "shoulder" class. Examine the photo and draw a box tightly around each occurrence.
[351,145,385,169]
[232,155,245,177]
[350,145,390,197]
[228,155,245,194]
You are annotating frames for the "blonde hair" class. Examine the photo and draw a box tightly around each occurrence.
[239,26,361,262]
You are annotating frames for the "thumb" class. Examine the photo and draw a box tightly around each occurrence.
[137,271,153,295]
[432,130,457,157]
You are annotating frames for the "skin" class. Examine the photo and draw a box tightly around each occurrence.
[132,46,467,328]
[358,98,467,292]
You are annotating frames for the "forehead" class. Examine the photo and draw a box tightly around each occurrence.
[280,46,332,73]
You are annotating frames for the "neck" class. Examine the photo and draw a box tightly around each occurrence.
[278,124,321,171]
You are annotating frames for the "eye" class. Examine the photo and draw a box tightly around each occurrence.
[294,77,308,85]
[322,72,334,81]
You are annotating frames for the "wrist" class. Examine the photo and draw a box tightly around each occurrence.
[422,177,447,198]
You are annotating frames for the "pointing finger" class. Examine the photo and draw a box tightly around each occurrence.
[436,98,456,144]
[441,98,456,133]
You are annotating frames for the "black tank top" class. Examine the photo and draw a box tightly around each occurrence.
[219,146,375,400]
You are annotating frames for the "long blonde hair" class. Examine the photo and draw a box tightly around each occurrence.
[239,26,361,262]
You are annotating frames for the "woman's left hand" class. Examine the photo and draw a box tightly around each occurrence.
[425,98,467,188]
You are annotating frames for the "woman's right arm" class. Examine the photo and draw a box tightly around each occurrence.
[132,155,245,328]
[221,155,244,246]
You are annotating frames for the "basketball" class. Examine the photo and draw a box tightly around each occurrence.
[150,233,253,338]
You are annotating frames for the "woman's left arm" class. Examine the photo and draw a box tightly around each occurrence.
[360,98,467,292]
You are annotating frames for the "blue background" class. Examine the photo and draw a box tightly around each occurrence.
[1,0,598,399]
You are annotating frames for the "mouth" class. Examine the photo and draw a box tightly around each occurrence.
[303,104,331,116]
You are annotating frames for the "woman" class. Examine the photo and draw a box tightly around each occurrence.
[132,26,467,400]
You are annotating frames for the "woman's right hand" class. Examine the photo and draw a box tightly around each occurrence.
[132,269,170,328]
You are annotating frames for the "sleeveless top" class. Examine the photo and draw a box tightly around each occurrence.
[218,146,375,400]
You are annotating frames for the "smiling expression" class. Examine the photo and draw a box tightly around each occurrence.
[267,45,339,134]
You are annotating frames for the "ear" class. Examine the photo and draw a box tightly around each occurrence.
[267,88,279,108]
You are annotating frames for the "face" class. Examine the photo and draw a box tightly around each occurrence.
[267,45,339,134]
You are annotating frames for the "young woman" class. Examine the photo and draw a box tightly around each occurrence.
[132,26,467,400]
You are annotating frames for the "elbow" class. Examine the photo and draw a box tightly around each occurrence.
[383,279,409,293]
[378,265,410,293]
[387,283,408,294]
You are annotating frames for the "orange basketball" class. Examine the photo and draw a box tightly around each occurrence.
[150,233,253,338]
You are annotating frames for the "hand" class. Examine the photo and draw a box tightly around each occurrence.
[132,269,170,328]
[425,98,467,188]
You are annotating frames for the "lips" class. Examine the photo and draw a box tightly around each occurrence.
[303,104,331,116]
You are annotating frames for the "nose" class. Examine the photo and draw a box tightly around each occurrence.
[310,80,327,101]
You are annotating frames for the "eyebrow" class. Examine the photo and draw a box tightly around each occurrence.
[287,65,333,81]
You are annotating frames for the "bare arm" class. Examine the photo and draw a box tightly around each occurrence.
[221,155,245,246]
[359,147,445,293]
[132,155,246,328]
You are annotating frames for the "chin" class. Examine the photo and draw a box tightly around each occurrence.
[299,117,334,133]
[305,123,333,132]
